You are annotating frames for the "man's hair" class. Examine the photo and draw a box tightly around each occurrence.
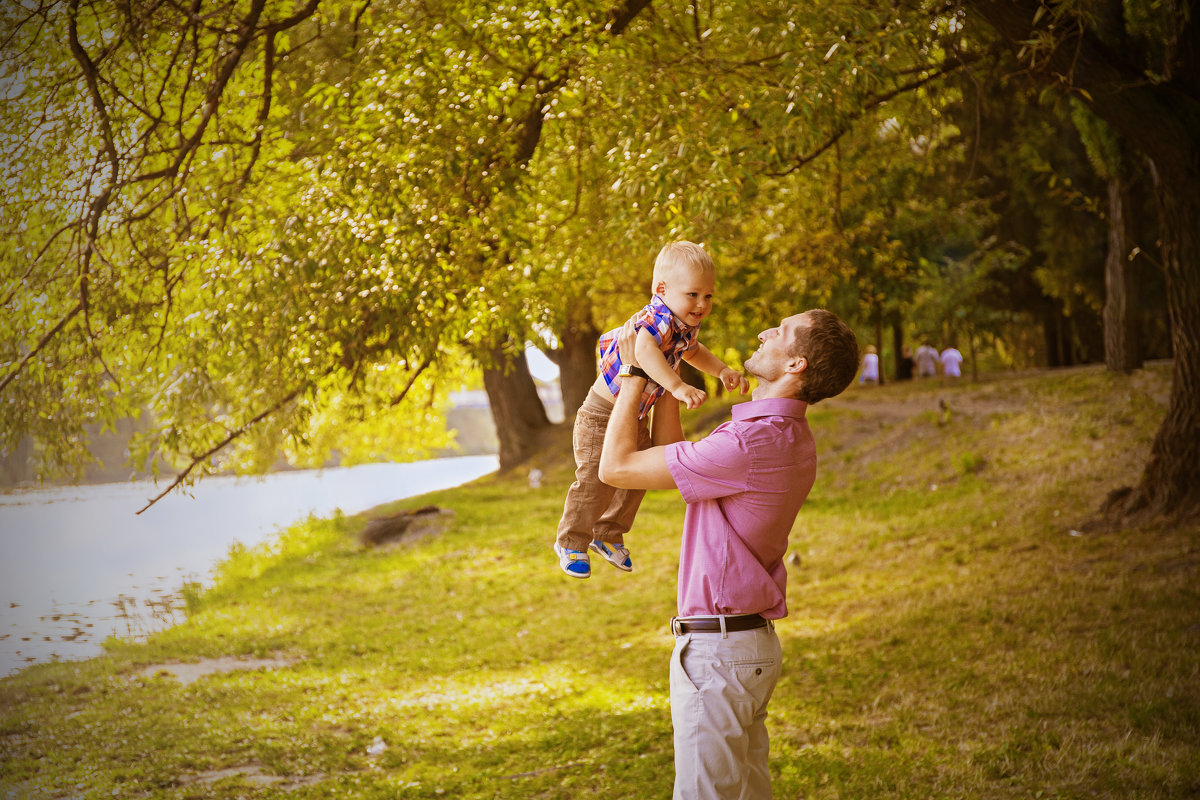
[789,309,859,403]
[652,241,715,290]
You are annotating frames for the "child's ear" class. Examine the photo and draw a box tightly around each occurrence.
[655,280,666,295]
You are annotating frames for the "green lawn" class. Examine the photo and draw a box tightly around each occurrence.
[2,363,1197,799]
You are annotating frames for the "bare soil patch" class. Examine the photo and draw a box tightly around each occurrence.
[137,655,298,685]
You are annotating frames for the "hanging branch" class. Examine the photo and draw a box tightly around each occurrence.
[0,302,84,394]
[389,359,433,407]
[766,54,987,177]
[136,385,305,514]
[0,0,323,401]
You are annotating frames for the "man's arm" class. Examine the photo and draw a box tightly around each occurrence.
[598,323,679,491]
[650,393,684,447]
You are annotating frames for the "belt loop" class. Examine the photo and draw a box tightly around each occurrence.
[719,615,728,639]
[671,616,681,636]
[767,618,775,632]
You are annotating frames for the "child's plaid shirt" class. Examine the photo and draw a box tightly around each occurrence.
[598,294,699,419]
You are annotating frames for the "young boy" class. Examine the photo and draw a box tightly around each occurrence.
[553,241,749,578]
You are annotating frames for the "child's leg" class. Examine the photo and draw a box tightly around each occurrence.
[592,419,653,545]
[555,391,617,553]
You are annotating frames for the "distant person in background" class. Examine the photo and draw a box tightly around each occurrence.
[897,345,914,381]
[940,345,964,378]
[858,344,880,384]
[914,342,939,378]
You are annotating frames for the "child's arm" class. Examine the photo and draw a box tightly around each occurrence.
[684,341,751,395]
[634,328,707,409]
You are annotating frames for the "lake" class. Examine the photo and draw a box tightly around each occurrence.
[0,455,498,677]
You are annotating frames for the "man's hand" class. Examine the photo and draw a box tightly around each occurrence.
[616,317,640,367]
[671,384,707,409]
[720,366,750,395]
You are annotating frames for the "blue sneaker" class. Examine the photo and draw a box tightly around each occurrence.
[554,543,591,579]
[590,540,633,572]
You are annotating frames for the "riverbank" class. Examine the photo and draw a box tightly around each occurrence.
[2,364,1197,798]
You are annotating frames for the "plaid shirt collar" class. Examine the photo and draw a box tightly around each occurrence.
[650,294,698,343]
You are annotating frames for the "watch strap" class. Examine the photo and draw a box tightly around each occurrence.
[620,364,649,380]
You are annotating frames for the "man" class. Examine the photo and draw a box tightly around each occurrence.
[913,341,939,378]
[939,345,963,378]
[599,308,859,799]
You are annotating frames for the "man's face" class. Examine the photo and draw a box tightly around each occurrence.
[745,312,810,379]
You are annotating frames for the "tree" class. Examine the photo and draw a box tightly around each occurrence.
[0,0,654,500]
[1071,100,1146,373]
[963,0,1200,521]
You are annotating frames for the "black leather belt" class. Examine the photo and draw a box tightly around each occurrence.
[671,614,769,635]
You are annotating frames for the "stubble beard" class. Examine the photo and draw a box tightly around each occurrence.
[744,348,769,383]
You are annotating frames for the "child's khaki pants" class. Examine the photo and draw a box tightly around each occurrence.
[555,388,652,552]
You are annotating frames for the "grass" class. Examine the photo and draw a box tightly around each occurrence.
[2,363,1198,799]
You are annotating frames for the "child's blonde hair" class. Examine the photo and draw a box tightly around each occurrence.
[652,241,715,293]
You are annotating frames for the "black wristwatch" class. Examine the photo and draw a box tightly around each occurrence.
[617,363,649,380]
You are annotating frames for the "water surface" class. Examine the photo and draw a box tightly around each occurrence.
[0,456,497,676]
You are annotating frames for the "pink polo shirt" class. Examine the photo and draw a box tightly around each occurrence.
[664,397,816,619]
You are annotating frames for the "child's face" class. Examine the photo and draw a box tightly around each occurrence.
[656,265,715,327]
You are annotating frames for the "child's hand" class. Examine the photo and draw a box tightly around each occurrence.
[720,367,750,395]
[672,384,707,409]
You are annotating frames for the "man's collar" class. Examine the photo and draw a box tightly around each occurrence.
[731,396,809,421]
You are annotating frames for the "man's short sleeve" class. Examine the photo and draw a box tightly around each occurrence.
[665,424,751,503]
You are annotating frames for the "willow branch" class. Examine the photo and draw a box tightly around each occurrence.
[0,302,84,394]
[137,385,304,514]
[766,55,984,177]
[0,220,80,309]
[236,29,275,192]
[389,359,433,407]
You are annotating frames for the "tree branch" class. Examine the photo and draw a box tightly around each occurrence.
[767,54,984,177]
[389,359,433,407]
[0,302,84,395]
[136,385,305,514]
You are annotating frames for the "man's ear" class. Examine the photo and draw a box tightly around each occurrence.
[784,356,807,375]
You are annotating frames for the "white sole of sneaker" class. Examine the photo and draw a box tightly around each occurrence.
[589,541,633,572]
[554,545,591,579]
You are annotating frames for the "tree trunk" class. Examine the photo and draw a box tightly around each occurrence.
[547,305,601,420]
[967,329,978,381]
[874,316,885,385]
[1114,163,1200,520]
[1103,177,1143,372]
[481,342,552,471]
[1042,305,1067,367]
[681,361,706,392]
[891,320,904,381]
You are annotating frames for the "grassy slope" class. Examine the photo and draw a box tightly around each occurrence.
[1,364,1198,799]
